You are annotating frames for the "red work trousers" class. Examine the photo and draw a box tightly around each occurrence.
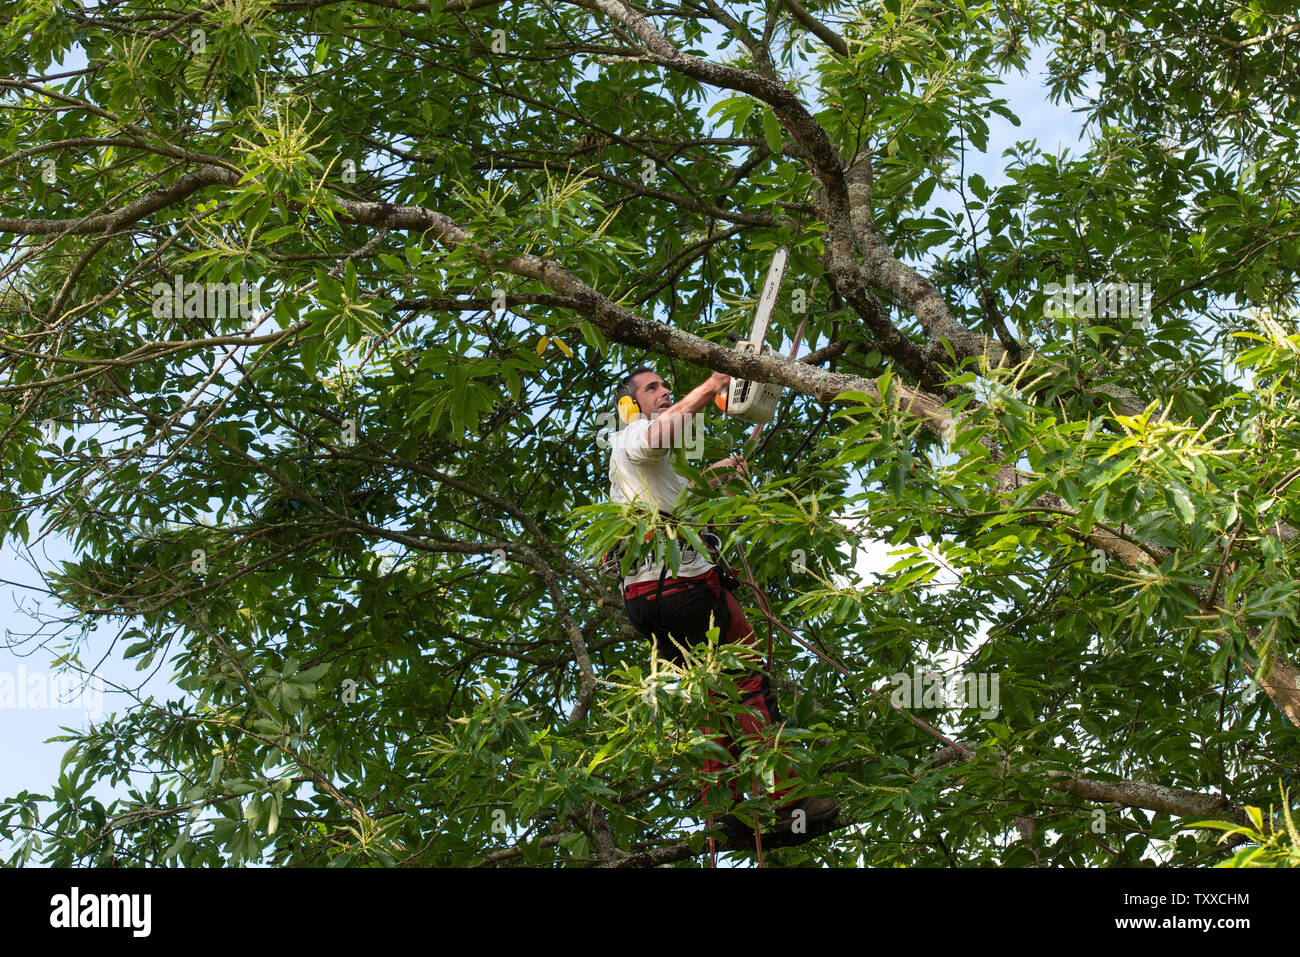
[624,566,797,812]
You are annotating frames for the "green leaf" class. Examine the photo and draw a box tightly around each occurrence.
[762,109,783,154]
[1167,486,1196,523]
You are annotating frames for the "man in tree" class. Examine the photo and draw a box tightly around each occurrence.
[607,365,840,841]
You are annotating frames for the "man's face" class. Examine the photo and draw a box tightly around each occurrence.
[631,372,672,416]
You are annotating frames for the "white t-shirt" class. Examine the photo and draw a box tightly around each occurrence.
[607,416,713,587]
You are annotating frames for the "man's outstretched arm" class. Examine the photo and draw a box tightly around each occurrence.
[645,371,730,449]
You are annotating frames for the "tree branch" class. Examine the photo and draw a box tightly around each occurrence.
[778,0,849,58]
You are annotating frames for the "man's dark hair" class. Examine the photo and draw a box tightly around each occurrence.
[612,366,657,421]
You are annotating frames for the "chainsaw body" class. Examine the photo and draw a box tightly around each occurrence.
[725,341,782,424]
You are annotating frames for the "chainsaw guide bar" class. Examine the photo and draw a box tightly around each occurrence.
[725,246,789,425]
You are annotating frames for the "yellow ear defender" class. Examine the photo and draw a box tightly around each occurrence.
[617,395,642,425]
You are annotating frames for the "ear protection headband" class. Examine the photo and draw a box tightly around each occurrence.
[617,394,642,425]
[613,369,649,426]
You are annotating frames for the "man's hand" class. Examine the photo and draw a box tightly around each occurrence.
[704,454,747,487]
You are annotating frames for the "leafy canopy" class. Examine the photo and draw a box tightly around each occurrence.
[1,0,1299,866]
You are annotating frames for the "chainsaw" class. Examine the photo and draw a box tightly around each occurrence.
[715,246,788,425]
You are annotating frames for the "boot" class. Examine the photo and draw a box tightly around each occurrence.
[771,796,839,835]
[714,813,753,840]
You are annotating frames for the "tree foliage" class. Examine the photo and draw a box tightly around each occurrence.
[1,0,1299,866]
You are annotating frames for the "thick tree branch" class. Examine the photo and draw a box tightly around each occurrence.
[0,164,238,236]
[930,742,1252,829]
[1048,774,1250,828]
[778,0,849,58]
[844,146,1148,418]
